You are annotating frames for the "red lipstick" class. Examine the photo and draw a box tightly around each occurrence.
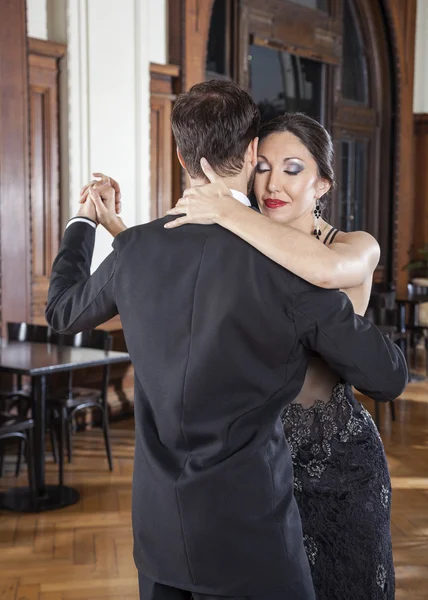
[264,198,288,209]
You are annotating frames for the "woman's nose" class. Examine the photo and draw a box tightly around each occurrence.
[267,176,280,194]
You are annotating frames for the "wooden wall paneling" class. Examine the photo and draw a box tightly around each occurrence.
[413,114,428,255]
[0,0,31,335]
[28,38,66,323]
[383,0,417,297]
[150,63,180,219]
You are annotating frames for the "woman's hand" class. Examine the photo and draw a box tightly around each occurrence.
[164,158,239,229]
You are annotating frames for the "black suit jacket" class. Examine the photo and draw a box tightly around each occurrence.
[46,217,407,598]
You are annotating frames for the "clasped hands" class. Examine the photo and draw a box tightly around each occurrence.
[77,158,238,237]
[78,173,126,237]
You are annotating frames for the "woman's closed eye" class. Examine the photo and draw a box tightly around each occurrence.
[256,163,270,173]
[256,163,302,176]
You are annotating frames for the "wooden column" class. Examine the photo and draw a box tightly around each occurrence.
[150,63,180,219]
[0,0,31,334]
[28,38,66,323]
[384,0,417,296]
[168,0,215,195]
[413,114,428,254]
[169,0,215,92]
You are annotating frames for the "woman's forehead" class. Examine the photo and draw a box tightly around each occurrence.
[259,132,313,160]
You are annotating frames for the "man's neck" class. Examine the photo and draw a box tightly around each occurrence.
[189,174,248,197]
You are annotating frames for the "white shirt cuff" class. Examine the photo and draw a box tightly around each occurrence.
[66,217,97,230]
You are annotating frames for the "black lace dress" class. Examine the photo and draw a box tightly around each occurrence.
[281,382,394,599]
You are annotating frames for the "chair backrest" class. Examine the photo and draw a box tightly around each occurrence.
[54,329,112,351]
[408,282,428,299]
[7,322,53,343]
[55,330,113,399]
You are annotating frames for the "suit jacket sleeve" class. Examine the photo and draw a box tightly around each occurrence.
[45,222,119,334]
[290,277,408,402]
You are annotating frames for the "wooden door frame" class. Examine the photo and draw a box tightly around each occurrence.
[380,0,416,296]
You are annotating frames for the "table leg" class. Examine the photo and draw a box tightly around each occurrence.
[33,375,46,494]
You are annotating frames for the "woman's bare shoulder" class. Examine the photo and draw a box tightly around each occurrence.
[331,229,380,271]
[334,229,378,245]
[326,227,379,251]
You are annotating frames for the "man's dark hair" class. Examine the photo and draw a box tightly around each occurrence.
[171,80,260,179]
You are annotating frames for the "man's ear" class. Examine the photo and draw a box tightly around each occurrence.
[246,137,259,169]
[177,148,186,170]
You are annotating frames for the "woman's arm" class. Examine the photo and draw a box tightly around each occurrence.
[101,197,378,288]
[218,203,380,289]
[165,159,380,289]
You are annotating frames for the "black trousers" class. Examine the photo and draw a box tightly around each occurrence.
[138,572,313,600]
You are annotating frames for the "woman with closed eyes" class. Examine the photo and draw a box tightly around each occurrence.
[82,113,395,600]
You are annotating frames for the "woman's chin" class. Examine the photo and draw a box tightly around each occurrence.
[261,207,294,224]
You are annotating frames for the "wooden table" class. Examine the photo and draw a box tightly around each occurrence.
[0,340,130,512]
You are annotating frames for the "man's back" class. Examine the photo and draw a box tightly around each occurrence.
[114,217,311,595]
[46,217,406,598]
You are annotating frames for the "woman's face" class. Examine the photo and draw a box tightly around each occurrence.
[253,131,327,227]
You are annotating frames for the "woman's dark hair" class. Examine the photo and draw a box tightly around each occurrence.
[258,113,335,194]
[171,80,260,179]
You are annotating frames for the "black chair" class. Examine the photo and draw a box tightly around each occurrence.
[1,322,53,410]
[405,283,428,374]
[0,322,58,475]
[366,289,405,427]
[0,412,36,506]
[7,321,52,342]
[48,330,114,485]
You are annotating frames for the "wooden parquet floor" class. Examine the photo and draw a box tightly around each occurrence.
[0,383,428,599]
[379,380,428,600]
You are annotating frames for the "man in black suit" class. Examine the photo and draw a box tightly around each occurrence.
[46,80,407,600]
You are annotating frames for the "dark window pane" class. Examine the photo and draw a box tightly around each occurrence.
[340,141,353,231]
[342,0,368,103]
[353,140,367,230]
[206,0,227,79]
[289,0,329,10]
[249,44,324,123]
[338,138,368,232]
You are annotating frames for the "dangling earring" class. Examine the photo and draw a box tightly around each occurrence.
[313,199,321,239]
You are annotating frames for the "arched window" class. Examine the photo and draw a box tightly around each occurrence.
[202,0,394,283]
